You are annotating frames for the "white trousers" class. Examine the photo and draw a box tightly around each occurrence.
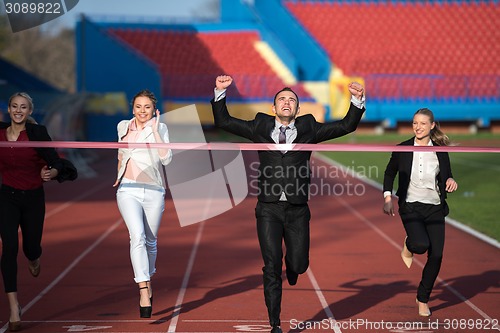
[116,179,165,283]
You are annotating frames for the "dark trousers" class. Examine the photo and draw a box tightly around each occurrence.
[255,201,310,327]
[0,185,45,293]
[400,201,445,303]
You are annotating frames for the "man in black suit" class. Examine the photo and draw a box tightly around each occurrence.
[211,75,365,333]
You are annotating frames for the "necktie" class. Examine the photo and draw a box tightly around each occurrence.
[279,126,288,144]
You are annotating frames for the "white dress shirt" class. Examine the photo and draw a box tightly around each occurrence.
[406,140,441,205]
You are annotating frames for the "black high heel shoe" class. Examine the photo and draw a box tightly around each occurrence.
[8,305,22,332]
[139,286,152,318]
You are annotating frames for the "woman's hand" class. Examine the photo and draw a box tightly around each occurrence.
[152,109,161,133]
[446,178,458,192]
[383,196,395,216]
[40,165,57,182]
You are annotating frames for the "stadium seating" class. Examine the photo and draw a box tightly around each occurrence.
[285,1,499,101]
[108,28,311,101]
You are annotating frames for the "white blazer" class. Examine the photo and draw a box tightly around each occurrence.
[116,118,173,188]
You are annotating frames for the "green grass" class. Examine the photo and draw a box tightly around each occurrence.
[207,129,500,240]
[322,133,500,241]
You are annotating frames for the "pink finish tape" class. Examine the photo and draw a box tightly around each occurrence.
[0,141,499,153]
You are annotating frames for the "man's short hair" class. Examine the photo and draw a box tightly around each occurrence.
[273,87,299,107]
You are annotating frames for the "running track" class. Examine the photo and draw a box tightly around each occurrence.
[0,150,498,333]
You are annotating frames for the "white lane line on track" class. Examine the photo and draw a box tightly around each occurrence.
[0,218,123,333]
[44,181,110,219]
[306,268,343,333]
[17,320,168,323]
[1,181,110,240]
[182,319,269,322]
[0,181,113,333]
[312,154,498,327]
[444,217,499,249]
[314,153,499,249]
[167,221,205,333]
[334,193,499,325]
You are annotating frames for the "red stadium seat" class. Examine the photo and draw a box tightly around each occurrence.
[108,28,310,100]
[285,0,499,100]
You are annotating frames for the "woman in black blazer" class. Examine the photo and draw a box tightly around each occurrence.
[0,92,77,331]
[383,108,458,317]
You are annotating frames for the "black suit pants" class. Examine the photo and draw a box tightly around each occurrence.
[400,201,445,303]
[255,201,310,327]
[0,185,45,293]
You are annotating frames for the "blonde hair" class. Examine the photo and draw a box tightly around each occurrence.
[9,92,34,111]
[414,108,450,146]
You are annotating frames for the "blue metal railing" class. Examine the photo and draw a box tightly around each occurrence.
[365,74,500,102]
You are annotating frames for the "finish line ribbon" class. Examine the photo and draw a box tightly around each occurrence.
[0,141,499,153]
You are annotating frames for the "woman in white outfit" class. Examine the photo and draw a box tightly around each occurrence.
[113,90,172,318]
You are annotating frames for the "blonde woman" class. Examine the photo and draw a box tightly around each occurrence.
[383,108,458,317]
[0,92,77,331]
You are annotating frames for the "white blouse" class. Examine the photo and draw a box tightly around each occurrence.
[116,118,172,188]
[406,140,441,205]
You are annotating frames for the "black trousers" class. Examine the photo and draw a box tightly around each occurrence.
[0,185,45,293]
[255,201,310,327]
[399,201,445,303]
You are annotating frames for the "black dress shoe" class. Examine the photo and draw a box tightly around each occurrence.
[270,325,283,333]
[286,267,298,286]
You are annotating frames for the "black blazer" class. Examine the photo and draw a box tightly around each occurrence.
[211,97,365,204]
[0,121,77,182]
[383,137,453,215]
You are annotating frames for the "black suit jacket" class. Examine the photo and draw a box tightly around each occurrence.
[0,121,77,182]
[211,97,365,204]
[383,137,453,215]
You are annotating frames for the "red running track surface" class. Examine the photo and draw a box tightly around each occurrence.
[0,151,498,333]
